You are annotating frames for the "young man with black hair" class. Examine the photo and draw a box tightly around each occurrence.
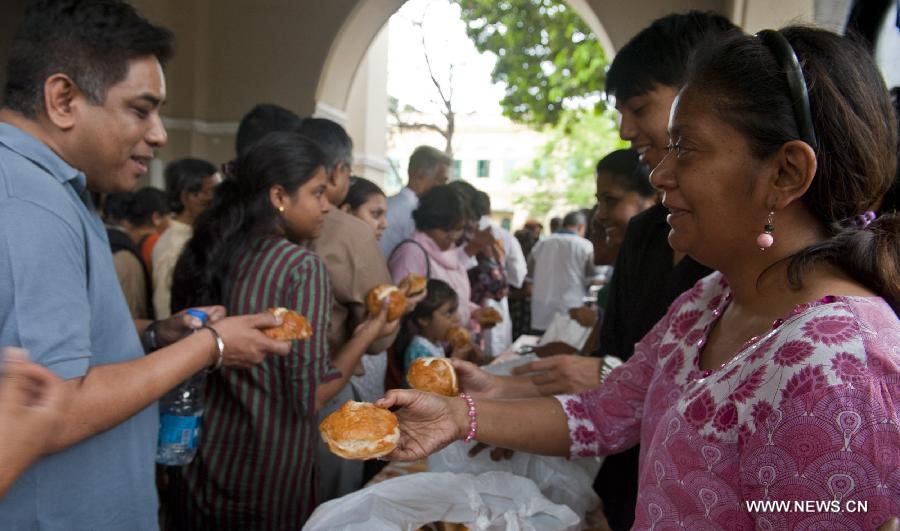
[0,2,288,528]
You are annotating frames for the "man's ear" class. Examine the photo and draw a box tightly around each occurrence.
[43,74,81,130]
[769,140,817,210]
[339,203,352,214]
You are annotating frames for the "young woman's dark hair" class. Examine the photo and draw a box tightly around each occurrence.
[171,132,325,310]
[412,185,466,232]
[3,0,175,117]
[104,187,169,227]
[685,26,899,311]
[391,279,458,376]
[340,176,385,212]
[596,149,655,197]
[164,158,218,214]
[605,11,736,103]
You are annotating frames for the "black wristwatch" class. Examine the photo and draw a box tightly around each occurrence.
[141,320,160,353]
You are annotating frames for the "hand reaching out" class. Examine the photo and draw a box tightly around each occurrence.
[207,312,293,369]
[376,389,464,461]
[155,305,227,347]
[0,348,68,497]
[510,354,602,395]
[449,358,498,398]
[568,306,597,328]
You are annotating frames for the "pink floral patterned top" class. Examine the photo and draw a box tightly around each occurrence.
[557,272,900,530]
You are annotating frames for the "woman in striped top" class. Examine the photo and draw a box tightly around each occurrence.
[166,132,393,529]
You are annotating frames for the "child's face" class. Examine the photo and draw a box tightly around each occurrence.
[419,299,460,342]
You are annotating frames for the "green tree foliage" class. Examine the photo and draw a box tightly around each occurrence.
[456,0,607,127]
[511,109,626,217]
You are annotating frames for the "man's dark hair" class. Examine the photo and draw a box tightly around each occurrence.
[295,117,353,174]
[164,158,217,214]
[104,186,168,226]
[474,191,491,217]
[3,0,175,118]
[562,211,585,228]
[605,11,736,103]
[235,103,302,157]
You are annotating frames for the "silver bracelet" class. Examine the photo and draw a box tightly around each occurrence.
[202,325,225,372]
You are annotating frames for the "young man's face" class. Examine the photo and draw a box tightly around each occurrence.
[72,55,168,194]
[615,84,679,170]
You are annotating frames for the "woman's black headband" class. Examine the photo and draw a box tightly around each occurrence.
[756,29,818,151]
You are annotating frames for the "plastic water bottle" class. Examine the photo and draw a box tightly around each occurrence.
[156,309,208,465]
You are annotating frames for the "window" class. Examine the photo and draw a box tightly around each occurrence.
[477,159,491,178]
[452,159,462,180]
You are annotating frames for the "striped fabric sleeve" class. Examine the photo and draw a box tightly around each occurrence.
[286,254,339,417]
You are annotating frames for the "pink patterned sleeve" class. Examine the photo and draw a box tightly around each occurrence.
[555,308,670,458]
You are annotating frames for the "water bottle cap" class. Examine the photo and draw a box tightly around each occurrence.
[185,308,209,325]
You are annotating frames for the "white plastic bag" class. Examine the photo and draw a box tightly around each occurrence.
[428,442,599,522]
[303,471,580,531]
[537,313,592,350]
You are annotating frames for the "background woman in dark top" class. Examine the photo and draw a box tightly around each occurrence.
[167,132,394,529]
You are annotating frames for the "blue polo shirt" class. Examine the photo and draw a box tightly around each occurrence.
[0,124,157,530]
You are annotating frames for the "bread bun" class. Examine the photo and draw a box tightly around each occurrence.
[366,284,406,322]
[478,307,503,325]
[319,401,400,460]
[398,273,427,297]
[445,327,470,349]
[263,307,313,340]
[407,357,458,397]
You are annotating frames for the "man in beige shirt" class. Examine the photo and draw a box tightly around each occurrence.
[152,158,220,318]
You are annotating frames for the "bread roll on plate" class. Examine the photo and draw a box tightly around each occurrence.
[407,357,458,397]
[319,401,400,460]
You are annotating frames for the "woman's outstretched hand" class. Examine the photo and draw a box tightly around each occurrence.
[450,359,497,398]
[376,389,464,461]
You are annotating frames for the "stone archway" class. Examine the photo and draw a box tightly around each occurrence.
[313,0,618,123]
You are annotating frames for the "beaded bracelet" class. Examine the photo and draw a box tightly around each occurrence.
[202,325,226,372]
[459,392,477,443]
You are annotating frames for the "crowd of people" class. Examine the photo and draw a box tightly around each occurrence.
[0,1,897,531]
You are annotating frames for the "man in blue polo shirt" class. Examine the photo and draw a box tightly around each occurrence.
[0,1,290,529]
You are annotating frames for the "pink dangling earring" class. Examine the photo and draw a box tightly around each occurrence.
[756,210,774,250]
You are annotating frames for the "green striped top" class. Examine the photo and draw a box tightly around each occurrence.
[171,236,339,529]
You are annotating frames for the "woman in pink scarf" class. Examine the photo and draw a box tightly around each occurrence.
[388,185,479,330]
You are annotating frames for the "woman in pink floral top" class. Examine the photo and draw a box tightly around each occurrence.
[376,27,899,530]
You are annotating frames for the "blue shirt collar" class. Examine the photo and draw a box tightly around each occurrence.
[0,123,86,190]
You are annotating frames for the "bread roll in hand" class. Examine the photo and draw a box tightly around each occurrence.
[319,401,400,460]
[445,327,470,349]
[407,357,459,397]
[262,307,312,341]
[366,284,406,322]
[398,273,427,297]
